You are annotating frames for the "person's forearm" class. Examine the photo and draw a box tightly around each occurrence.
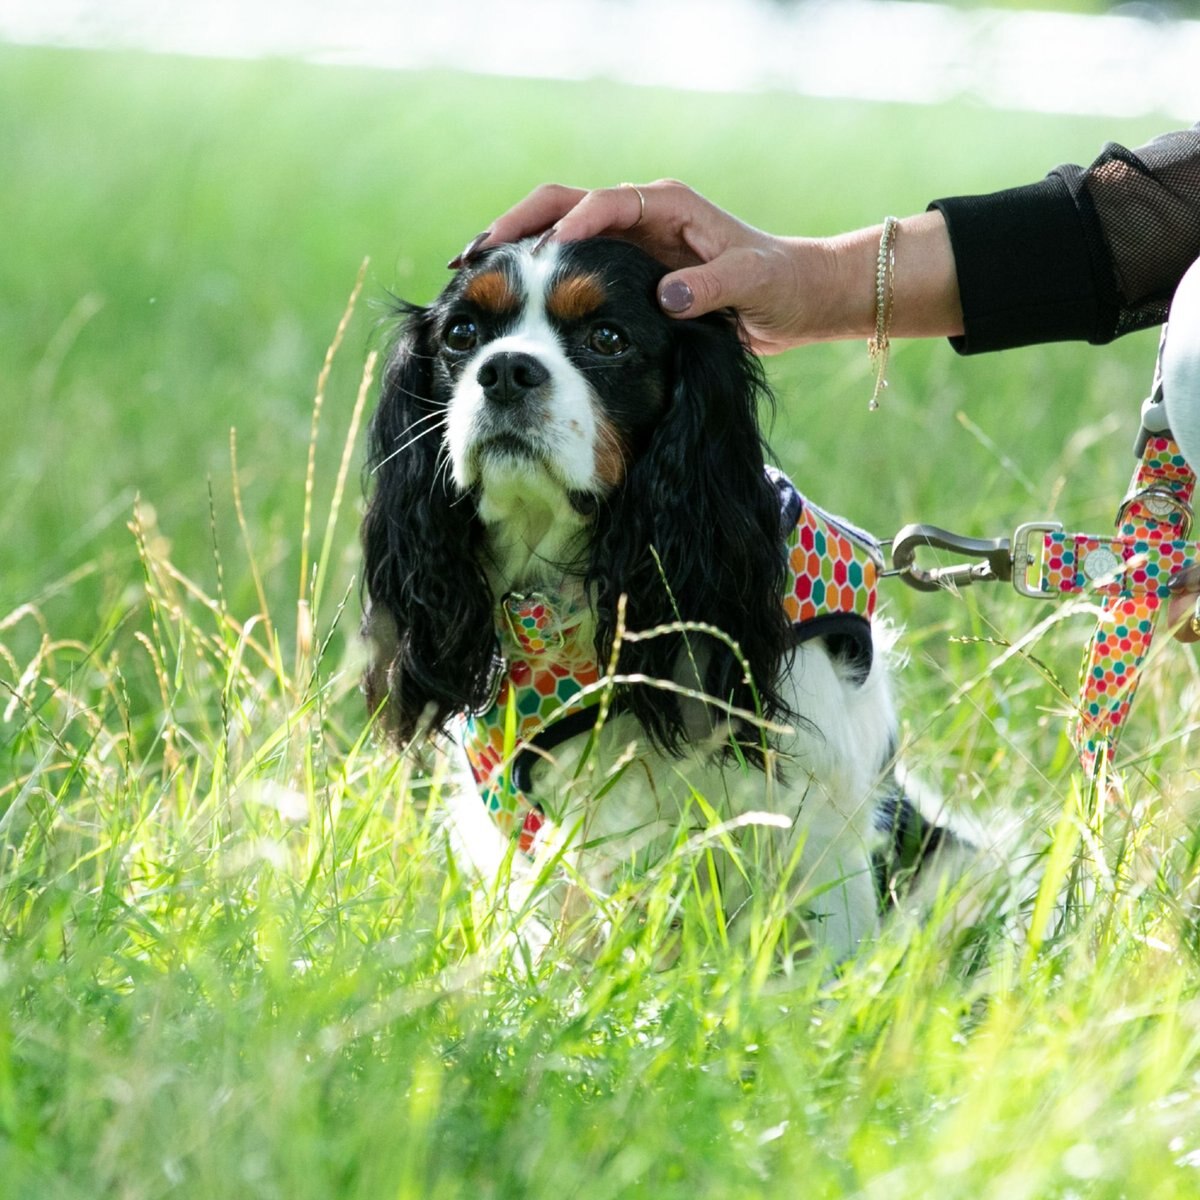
[814,211,964,342]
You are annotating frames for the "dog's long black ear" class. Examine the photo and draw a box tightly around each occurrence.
[591,313,792,752]
[361,304,495,745]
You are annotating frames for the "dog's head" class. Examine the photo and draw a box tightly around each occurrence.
[362,237,791,749]
[440,238,677,511]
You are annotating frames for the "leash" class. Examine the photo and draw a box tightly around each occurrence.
[887,336,1197,779]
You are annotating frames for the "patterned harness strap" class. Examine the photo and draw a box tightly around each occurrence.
[1041,284,1200,777]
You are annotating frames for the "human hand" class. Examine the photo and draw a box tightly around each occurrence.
[1168,564,1200,642]
[457,180,839,355]
[456,180,963,356]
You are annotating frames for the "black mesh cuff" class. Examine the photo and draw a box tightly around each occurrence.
[929,176,1103,355]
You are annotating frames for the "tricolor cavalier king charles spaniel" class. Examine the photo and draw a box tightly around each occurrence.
[362,237,953,959]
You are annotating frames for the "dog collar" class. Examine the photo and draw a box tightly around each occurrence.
[460,590,604,841]
[462,469,883,848]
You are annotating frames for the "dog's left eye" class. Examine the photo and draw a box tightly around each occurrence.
[444,319,478,353]
[586,324,629,357]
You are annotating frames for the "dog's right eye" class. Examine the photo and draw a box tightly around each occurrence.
[444,320,478,353]
[585,324,629,357]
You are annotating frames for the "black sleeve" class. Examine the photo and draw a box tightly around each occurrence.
[929,124,1200,355]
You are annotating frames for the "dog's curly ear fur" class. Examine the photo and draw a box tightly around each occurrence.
[360,304,496,745]
[589,313,792,752]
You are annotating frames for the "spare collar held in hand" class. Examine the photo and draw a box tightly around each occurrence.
[460,468,884,852]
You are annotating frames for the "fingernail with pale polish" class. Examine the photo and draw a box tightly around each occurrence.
[531,226,558,255]
[660,280,693,314]
[447,230,491,269]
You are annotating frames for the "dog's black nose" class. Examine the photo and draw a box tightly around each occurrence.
[477,352,550,406]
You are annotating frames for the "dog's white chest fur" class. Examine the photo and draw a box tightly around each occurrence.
[449,623,898,960]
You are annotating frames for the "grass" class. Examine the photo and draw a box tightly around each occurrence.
[4,42,1200,1199]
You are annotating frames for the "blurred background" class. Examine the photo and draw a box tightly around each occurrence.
[2,0,1196,767]
[6,11,1200,1196]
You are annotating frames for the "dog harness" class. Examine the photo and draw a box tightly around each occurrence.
[461,469,883,850]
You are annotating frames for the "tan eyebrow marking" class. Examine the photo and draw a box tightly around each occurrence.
[547,273,607,322]
[463,270,520,313]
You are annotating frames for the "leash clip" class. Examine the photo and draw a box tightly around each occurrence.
[886,521,1063,596]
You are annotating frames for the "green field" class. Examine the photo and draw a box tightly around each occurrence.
[4,44,1200,1199]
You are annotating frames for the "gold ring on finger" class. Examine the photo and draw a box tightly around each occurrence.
[619,182,646,229]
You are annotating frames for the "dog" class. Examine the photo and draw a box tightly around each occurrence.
[361,236,955,959]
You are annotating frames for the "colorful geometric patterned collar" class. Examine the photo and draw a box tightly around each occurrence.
[461,588,605,848]
[498,590,588,658]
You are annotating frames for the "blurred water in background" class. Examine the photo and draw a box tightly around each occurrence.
[0,0,1196,119]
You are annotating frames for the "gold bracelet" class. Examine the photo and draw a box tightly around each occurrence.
[868,216,899,411]
[1190,594,1200,639]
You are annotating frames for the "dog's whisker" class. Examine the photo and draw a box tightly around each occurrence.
[395,408,450,440]
[406,397,450,415]
[372,418,450,472]
[385,410,444,443]
[434,449,470,507]
[389,382,448,405]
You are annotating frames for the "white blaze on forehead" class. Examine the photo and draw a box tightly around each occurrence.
[503,240,568,338]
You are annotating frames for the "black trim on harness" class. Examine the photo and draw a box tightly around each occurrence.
[791,612,874,685]
[511,704,610,795]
